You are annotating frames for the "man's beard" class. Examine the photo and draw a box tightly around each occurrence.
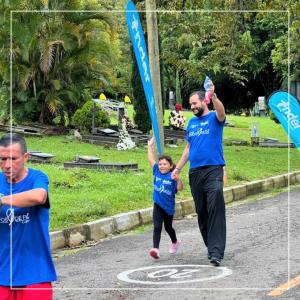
[193,107,204,117]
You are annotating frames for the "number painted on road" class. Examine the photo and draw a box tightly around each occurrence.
[117,265,232,285]
[170,269,201,279]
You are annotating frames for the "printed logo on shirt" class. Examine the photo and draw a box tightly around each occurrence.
[154,184,172,196]
[188,128,210,137]
[0,208,30,225]
[162,179,172,185]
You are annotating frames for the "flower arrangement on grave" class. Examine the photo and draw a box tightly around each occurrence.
[123,115,135,130]
[169,104,186,130]
[117,117,136,150]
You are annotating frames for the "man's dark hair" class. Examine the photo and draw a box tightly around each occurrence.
[189,90,205,100]
[0,133,27,154]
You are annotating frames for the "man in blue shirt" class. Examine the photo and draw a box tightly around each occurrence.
[0,133,56,299]
[173,80,226,266]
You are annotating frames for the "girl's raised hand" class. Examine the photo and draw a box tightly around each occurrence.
[148,137,155,147]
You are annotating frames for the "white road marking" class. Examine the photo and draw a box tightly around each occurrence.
[117,264,233,285]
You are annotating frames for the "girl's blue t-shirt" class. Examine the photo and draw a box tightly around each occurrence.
[186,111,225,169]
[152,163,177,215]
[0,168,57,286]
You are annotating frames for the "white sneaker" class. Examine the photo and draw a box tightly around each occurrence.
[169,239,182,254]
[150,248,160,259]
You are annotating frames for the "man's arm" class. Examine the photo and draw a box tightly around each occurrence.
[1,188,47,208]
[172,143,190,179]
[212,93,226,122]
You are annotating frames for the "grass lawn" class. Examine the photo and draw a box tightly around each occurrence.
[126,104,289,142]
[13,110,299,231]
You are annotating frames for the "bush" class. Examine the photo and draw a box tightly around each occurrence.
[72,100,110,132]
[269,111,280,124]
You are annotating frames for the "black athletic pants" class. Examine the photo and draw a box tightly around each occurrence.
[152,203,177,248]
[189,165,226,260]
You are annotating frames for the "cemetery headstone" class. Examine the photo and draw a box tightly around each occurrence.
[258,96,266,117]
[169,90,175,110]
[250,123,260,146]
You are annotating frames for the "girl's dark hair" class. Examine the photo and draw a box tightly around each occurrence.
[158,155,175,171]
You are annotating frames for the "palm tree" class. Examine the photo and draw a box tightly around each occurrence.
[6,0,118,125]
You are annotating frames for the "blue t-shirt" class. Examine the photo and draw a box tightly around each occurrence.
[186,111,225,169]
[152,163,177,215]
[0,168,57,286]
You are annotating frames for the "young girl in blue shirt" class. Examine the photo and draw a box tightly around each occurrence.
[147,137,183,259]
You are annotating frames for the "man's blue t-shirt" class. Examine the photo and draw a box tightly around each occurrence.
[152,163,177,215]
[186,111,225,169]
[0,168,57,286]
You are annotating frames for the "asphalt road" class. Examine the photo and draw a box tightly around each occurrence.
[53,187,300,300]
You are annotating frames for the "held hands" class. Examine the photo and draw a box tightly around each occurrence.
[171,168,180,180]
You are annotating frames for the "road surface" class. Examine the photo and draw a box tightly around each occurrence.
[53,187,300,299]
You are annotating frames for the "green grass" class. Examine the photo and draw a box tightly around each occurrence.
[4,112,299,231]
[22,134,300,231]
[127,104,289,142]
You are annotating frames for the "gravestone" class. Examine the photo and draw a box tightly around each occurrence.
[250,123,260,146]
[29,152,55,163]
[258,96,266,117]
[169,90,175,110]
[75,155,100,163]
[98,128,118,135]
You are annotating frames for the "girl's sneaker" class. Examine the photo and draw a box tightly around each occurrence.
[150,248,160,259]
[169,239,182,254]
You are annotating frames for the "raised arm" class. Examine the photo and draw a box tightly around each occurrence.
[147,137,156,167]
[212,93,226,122]
[208,81,225,122]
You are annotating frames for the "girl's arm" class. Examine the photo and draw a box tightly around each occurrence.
[147,137,156,167]
[175,176,183,192]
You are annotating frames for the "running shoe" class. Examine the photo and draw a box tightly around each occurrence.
[169,239,182,254]
[150,248,160,259]
[210,257,221,267]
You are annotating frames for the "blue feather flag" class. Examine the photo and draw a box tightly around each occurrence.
[268,91,300,150]
[126,0,162,154]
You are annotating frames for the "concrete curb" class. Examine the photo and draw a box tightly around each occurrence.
[50,170,300,251]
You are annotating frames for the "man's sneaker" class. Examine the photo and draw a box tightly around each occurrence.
[169,239,182,254]
[150,248,160,259]
[210,257,221,267]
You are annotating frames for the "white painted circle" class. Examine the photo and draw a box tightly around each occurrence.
[117,264,232,285]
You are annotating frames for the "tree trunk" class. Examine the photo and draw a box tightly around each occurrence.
[145,0,165,154]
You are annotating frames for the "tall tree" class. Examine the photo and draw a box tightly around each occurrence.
[1,0,118,125]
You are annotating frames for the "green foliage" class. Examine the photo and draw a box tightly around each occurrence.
[0,0,119,125]
[269,111,280,124]
[1,0,300,125]
[72,100,110,132]
[0,87,10,123]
